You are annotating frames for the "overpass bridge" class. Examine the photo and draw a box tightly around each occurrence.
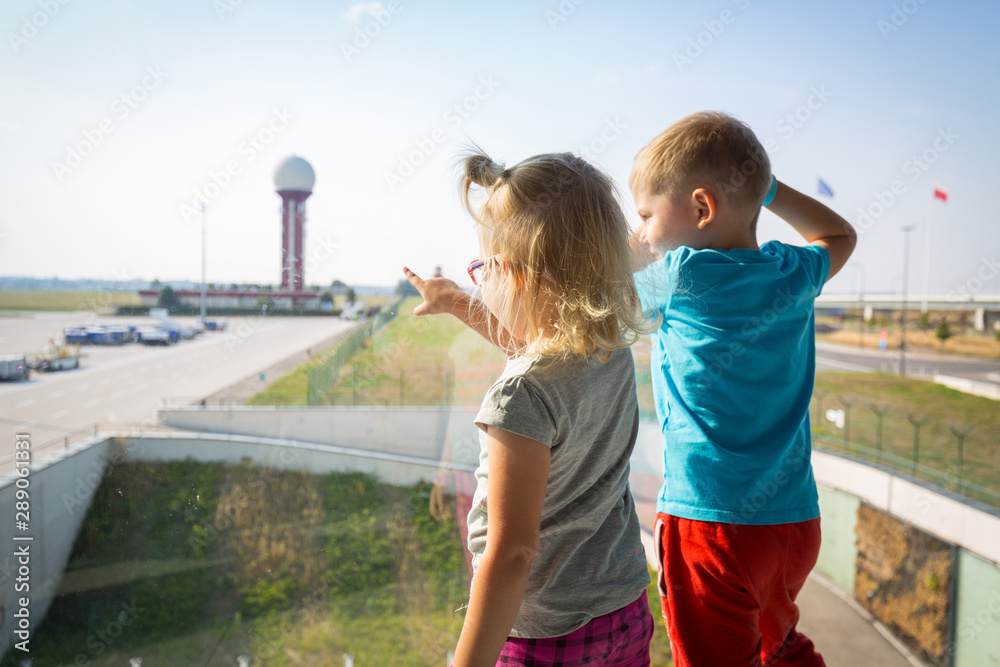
[816,293,1000,330]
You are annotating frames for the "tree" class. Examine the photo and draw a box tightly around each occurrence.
[935,320,953,348]
[346,287,357,305]
[157,285,179,312]
[918,312,931,330]
[255,296,276,313]
[151,278,162,288]
[396,278,419,298]
[320,292,333,305]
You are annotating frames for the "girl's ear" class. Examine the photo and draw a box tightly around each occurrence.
[691,188,717,230]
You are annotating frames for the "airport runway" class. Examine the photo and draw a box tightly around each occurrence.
[0,311,355,466]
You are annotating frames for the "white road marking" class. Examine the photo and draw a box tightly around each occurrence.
[83,398,101,408]
[47,390,67,399]
[815,356,872,373]
[51,409,71,419]
[15,399,35,408]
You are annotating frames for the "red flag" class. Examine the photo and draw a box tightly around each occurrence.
[933,185,948,202]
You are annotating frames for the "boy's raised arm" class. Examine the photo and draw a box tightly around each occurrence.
[765,180,857,280]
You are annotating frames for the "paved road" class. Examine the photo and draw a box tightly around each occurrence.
[0,311,354,467]
[816,340,1000,383]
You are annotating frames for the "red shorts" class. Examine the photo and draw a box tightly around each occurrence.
[654,513,826,667]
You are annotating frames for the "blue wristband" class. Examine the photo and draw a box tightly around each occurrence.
[762,174,778,206]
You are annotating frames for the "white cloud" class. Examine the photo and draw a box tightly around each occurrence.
[343,2,387,22]
[0,119,20,131]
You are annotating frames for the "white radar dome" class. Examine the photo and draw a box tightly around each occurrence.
[274,156,315,192]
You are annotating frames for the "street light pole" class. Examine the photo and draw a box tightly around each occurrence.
[853,264,866,349]
[900,225,916,376]
[200,203,207,325]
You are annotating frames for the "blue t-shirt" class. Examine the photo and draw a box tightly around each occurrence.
[636,240,830,525]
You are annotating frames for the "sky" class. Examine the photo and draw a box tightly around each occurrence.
[1,0,998,298]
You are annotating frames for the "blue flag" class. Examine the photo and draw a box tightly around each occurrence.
[818,178,834,198]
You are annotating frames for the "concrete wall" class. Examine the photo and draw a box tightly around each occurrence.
[954,550,1000,666]
[157,405,483,467]
[812,449,1000,565]
[0,435,115,657]
[815,487,860,593]
[157,405,669,506]
[813,449,1000,667]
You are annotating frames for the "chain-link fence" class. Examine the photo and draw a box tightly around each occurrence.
[306,298,404,405]
[808,390,1000,510]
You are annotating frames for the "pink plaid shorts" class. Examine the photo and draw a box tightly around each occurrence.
[497,593,653,666]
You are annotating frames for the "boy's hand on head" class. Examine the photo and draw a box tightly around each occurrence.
[765,181,857,280]
[402,267,463,316]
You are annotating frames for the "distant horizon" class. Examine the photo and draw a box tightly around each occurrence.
[2,274,999,303]
[0,274,401,291]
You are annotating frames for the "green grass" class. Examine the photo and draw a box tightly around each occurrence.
[9,461,469,666]
[247,297,506,407]
[0,289,140,311]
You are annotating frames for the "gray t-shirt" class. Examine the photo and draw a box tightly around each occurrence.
[469,346,649,638]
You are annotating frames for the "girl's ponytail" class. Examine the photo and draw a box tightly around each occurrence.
[461,153,508,222]
[465,154,506,187]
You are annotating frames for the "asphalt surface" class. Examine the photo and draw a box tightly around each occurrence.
[0,311,354,468]
[816,339,1000,382]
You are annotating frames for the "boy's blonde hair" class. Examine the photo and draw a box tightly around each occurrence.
[629,111,771,226]
[462,151,650,361]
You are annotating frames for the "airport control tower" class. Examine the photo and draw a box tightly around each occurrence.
[274,156,315,292]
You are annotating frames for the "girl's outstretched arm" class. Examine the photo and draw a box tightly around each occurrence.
[452,426,550,667]
[402,267,523,354]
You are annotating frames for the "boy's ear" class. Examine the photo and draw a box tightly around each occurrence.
[691,188,716,229]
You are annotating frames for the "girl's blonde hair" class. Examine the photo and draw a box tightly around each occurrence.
[462,150,651,361]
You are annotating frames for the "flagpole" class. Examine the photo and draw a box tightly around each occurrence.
[921,191,933,314]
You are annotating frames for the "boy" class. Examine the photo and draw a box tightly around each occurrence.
[630,111,856,666]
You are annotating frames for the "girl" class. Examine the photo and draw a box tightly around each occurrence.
[403,151,655,666]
